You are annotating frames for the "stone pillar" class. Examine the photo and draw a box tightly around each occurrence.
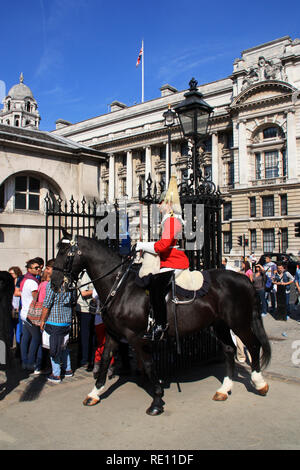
[211,132,219,187]
[238,120,248,187]
[286,109,297,181]
[145,146,152,180]
[108,154,115,202]
[126,150,133,200]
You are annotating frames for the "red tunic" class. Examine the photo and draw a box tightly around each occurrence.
[154,214,189,269]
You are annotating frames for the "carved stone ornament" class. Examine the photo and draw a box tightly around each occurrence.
[241,56,288,91]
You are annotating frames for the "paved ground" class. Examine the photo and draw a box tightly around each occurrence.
[0,301,300,451]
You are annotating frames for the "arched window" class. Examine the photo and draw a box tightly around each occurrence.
[26,101,31,112]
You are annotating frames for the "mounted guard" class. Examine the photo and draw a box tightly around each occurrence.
[136,176,189,341]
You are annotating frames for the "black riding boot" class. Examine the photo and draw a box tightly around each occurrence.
[143,270,174,341]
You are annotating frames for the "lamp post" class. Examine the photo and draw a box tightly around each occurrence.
[277,229,281,252]
[163,105,176,187]
[173,78,213,195]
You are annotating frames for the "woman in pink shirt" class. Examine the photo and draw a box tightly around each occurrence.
[240,260,253,283]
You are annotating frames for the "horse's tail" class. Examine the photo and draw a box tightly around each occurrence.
[251,291,271,370]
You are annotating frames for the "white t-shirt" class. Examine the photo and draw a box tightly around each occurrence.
[20,279,39,321]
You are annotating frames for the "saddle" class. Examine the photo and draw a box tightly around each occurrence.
[136,252,210,300]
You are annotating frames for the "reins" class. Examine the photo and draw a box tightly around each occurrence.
[54,236,137,314]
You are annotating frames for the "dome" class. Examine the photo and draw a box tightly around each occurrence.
[7,73,34,100]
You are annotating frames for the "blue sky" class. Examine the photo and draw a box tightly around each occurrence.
[1,0,299,131]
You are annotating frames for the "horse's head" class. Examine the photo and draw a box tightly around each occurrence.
[51,229,84,293]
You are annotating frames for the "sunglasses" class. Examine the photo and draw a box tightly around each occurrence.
[31,266,40,270]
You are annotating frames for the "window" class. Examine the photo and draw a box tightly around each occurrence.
[254,150,286,180]
[263,229,275,252]
[223,232,232,254]
[281,228,288,252]
[249,197,256,218]
[139,175,145,195]
[282,149,287,176]
[159,146,166,161]
[204,136,212,152]
[160,172,166,193]
[180,142,189,157]
[263,127,278,139]
[15,175,40,210]
[280,194,287,216]
[255,153,261,180]
[120,179,126,197]
[265,151,279,178]
[140,150,146,164]
[250,229,257,251]
[262,195,274,217]
[226,161,234,186]
[224,132,233,149]
[223,202,232,221]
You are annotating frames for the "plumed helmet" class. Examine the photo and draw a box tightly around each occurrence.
[161,176,181,214]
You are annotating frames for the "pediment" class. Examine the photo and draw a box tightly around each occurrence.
[231,81,296,109]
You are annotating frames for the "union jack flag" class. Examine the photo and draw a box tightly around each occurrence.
[136,45,143,67]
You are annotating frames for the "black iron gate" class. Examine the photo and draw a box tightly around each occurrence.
[45,191,222,369]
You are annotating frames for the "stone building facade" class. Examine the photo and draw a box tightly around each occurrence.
[1,36,300,270]
[0,77,106,269]
[52,36,300,263]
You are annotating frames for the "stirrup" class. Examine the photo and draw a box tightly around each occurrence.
[143,323,169,341]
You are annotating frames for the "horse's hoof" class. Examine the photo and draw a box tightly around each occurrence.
[212,392,228,401]
[257,383,269,396]
[146,406,164,416]
[83,396,100,406]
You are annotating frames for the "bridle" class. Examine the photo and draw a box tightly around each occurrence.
[52,235,82,291]
[53,235,137,313]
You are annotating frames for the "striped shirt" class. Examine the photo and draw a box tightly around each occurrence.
[42,283,73,326]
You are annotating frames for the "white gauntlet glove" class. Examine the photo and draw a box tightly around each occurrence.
[136,241,156,254]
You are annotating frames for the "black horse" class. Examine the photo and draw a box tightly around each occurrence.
[51,232,271,415]
[0,271,14,370]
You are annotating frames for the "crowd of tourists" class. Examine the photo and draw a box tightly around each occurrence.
[8,257,113,384]
[222,254,300,321]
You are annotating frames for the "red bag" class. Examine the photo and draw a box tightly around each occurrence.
[27,288,43,326]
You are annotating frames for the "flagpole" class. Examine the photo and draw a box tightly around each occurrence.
[142,39,144,103]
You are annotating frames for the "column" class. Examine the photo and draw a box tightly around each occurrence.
[108,154,115,202]
[126,150,133,199]
[211,132,219,187]
[238,120,248,187]
[145,146,152,180]
[286,109,297,181]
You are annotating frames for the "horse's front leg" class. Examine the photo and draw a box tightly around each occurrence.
[133,339,164,416]
[83,334,117,406]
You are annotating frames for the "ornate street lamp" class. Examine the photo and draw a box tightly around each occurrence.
[174,78,213,195]
[163,105,176,186]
